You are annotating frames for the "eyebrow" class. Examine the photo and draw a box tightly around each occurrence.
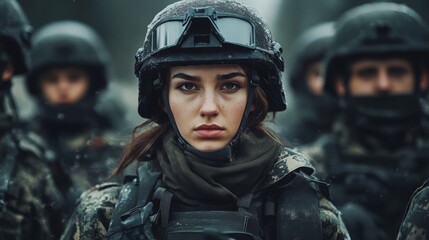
[171,73,200,81]
[218,72,247,80]
[171,72,247,81]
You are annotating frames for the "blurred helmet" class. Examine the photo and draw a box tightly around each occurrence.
[26,21,109,96]
[288,22,335,94]
[0,0,32,75]
[135,0,286,119]
[324,2,429,95]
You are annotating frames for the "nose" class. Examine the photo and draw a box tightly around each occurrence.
[375,69,391,94]
[57,76,70,91]
[199,90,219,118]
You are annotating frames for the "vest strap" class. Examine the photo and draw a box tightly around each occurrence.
[277,172,322,240]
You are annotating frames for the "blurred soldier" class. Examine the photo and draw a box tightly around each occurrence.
[0,0,65,239]
[280,22,337,145]
[300,3,429,240]
[25,21,124,211]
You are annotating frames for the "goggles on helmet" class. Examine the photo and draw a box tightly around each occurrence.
[151,7,256,52]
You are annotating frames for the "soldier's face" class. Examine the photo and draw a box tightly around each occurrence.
[305,61,324,96]
[168,64,249,151]
[40,67,89,105]
[337,58,418,96]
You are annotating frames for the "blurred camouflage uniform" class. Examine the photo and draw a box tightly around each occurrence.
[397,180,429,240]
[25,21,125,211]
[61,146,350,240]
[0,0,65,239]
[302,119,429,239]
[0,131,65,239]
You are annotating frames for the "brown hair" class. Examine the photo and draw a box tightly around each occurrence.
[112,70,282,176]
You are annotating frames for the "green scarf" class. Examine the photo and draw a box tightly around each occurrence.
[157,129,282,207]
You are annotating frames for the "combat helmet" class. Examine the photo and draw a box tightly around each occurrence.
[288,22,335,95]
[26,21,109,96]
[0,0,32,75]
[324,2,429,95]
[135,0,286,120]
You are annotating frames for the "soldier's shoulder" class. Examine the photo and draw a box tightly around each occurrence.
[77,182,122,208]
[319,197,351,240]
[65,182,122,240]
[397,182,429,240]
[262,146,315,187]
[75,182,122,226]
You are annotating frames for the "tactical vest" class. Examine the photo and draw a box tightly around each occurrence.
[106,160,326,240]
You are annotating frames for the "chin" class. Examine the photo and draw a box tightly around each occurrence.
[192,141,228,152]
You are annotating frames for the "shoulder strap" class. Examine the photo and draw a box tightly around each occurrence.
[276,171,323,240]
[107,160,161,239]
[0,134,18,212]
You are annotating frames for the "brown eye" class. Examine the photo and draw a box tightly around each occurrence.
[68,74,81,83]
[388,66,408,78]
[221,82,240,91]
[45,76,59,85]
[178,82,197,91]
[356,67,377,79]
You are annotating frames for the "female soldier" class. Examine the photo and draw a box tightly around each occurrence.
[61,0,349,239]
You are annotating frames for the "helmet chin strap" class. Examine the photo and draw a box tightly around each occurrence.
[160,69,259,163]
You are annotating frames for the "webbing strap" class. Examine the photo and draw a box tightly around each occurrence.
[277,172,322,240]
[0,135,18,212]
[153,187,173,228]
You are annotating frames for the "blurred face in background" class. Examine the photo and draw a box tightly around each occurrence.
[336,58,427,96]
[40,67,89,104]
[305,61,324,95]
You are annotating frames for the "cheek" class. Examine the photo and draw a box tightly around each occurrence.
[225,96,247,127]
[394,80,414,93]
[42,85,57,99]
[349,78,372,95]
[169,93,192,129]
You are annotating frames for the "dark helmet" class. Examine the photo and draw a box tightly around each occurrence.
[324,2,429,95]
[26,21,109,96]
[0,0,32,75]
[135,0,286,119]
[288,22,335,94]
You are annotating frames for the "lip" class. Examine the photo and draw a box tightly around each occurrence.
[194,124,225,138]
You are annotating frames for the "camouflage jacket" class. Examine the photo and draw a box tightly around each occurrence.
[31,126,125,211]
[0,132,65,240]
[397,180,429,240]
[61,147,350,240]
[300,120,429,239]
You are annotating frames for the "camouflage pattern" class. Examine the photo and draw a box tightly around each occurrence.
[35,127,125,212]
[300,120,429,239]
[397,181,429,240]
[61,147,350,240]
[0,132,65,240]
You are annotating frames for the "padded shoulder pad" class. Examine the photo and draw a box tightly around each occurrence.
[261,147,315,188]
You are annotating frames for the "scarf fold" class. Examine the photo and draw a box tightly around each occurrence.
[157,130,282,207]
